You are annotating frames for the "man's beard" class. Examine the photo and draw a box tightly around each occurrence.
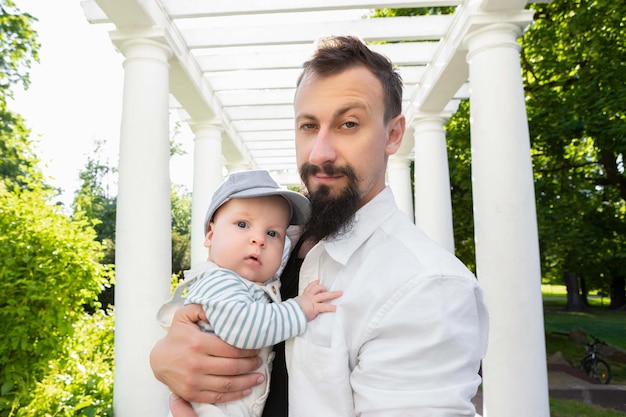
[300,163,360,242]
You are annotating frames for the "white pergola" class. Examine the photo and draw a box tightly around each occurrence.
[82,1,549,416]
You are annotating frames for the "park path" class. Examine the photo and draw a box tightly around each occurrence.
[472,365,626,415]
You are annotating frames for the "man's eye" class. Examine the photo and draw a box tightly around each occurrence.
[236,221,247,228]
[343,121,358,128]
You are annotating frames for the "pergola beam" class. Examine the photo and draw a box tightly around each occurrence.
[195,42,440,72]
[162,0,462,18]
[183,15,453,49]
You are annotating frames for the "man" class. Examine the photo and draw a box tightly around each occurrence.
[151,36,489,417]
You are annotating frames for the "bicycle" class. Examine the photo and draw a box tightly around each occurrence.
[580,336,612,384]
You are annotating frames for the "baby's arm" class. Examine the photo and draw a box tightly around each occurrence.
[294,279,342,321]
[186,271,340,350]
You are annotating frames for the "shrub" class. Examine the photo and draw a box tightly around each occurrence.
[18,310,114,417]
[0,187,112,413]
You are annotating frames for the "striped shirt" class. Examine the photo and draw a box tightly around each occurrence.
[185,263,307,349]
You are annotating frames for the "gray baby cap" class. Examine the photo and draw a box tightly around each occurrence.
[203,170,310,233]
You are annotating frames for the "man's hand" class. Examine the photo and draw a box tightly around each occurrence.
[169,393,198,417]
[150,304,265,405]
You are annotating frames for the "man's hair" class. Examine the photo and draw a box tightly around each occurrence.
[296,35,403,123]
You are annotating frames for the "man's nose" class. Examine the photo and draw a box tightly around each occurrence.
[308,129,336,166]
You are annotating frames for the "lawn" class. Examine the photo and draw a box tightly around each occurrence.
[539,286,626,415]
[541,285,625,344]
[550,398,626,417]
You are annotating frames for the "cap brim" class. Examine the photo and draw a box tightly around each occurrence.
[230,188,310,225]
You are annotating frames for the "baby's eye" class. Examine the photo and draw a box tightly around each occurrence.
[236,221,248,229]
[267,230,278,238]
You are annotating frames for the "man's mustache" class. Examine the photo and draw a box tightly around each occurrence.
[300,163,353,180]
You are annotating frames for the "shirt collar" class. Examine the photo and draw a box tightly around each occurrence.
[322,186,397,265]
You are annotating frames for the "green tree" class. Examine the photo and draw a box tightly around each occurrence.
[169,125,192,276]
[72,143,118,309]
[522,0,626,309]
[375,2,626,309]
[171,184,191,277]
[0,186,112,413]
[445,101,476,272]
[72,141,117,264]
[0,0,42,190]
[18,309,114,417]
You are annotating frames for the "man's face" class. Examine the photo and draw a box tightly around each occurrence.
[293,66,405,240]
[294,66,405,210]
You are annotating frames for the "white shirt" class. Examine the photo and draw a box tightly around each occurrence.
[286,187,489,417]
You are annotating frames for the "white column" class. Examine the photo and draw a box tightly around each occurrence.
[387,154,414,221]
[189,120,224,265]
[465,24,549,417]
[114,38,172,417]
[412,116,455,253]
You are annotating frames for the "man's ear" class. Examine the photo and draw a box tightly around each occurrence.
[385,114,406,156]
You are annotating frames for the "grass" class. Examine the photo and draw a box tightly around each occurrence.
[550,398,626,417]
[543,302,626,348]
[542,285,625,345]
[540,286,626,415]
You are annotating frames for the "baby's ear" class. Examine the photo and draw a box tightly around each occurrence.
[204,224,214,248]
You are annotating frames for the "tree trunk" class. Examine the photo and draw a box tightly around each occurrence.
[580,276,589,306]
[610,275,626,310]
[564,271,586,311]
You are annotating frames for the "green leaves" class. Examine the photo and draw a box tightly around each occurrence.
[18,310,115,417]
[0,1,44,192]
[521,0,626,292]
[0,187,112,413]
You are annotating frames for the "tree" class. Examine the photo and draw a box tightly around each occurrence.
[71,137,193,306]
[18,310,114,417]
[0,1,42,191]
[522,0,626,309]
[0,4,116,413]
[445,101,476,272]
[171,184,191,277]
[0,186,112,413]
[375,2,626,309]
[72,141,117,264]
[72,142,118,309]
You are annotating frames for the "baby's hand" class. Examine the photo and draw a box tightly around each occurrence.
[296,279,342,321]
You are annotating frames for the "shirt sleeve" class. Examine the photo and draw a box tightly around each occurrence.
[185,268,308,349]
[351,274,488,417]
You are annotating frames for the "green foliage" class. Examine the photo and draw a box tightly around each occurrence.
[0,112,44,191]
[404,0,626,302]
[171,185,191,277]
[371,6,456,17]
[0,0,39,96]
[0,186,112,413]
[71,143,119,309]
[72,141,117,245]
[0,1,43,191]
[522,0,626,296]
[18,310,114,417]
[445,100,476,272]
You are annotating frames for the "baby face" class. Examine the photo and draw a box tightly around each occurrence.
[205,195,290,283]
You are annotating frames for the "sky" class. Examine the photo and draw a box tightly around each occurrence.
[10,1,193,206]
